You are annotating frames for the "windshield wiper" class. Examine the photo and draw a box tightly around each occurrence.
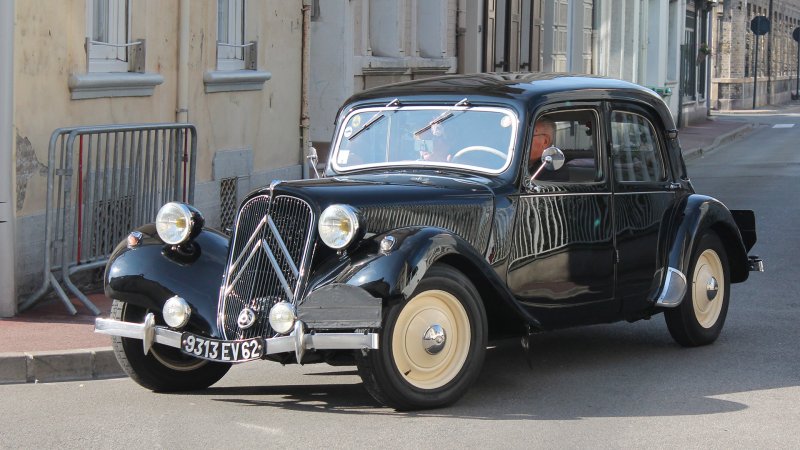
[348,98,400,141]
[413,98,470,137]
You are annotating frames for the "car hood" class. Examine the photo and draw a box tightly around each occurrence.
[246,172,496,252]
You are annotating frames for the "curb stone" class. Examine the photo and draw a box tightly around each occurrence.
[683,123,755,160]
[0,347,124,385]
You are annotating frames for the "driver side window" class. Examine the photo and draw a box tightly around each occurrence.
[530,109,601,183]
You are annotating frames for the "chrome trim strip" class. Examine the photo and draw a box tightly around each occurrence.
[267,216,300,278]
[522,191,611,197]
[655,267,688,307]
[95,318,379,358]
[613,191,676,196]
[260,238,295,301]
[223,240,262,296]
[226,216,268,279]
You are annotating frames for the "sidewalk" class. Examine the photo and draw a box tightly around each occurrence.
[0,293,124,384]
[0,114,759,386]
[677,115,754,160]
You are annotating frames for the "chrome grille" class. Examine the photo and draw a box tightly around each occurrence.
[219,194,315,340]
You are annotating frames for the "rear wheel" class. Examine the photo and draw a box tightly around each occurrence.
[664,232,730,347]
[110,300,231,391]
[356,264,487,410]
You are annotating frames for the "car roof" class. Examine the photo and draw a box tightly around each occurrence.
[343,72,674,129]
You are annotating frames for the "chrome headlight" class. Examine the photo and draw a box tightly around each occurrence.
[162,296,191,328]
[318,204,360,249]
[155,202,203,245]
[268,301,296,335]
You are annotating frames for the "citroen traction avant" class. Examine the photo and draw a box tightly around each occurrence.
[96,73,763,410]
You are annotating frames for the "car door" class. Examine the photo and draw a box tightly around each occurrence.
[607,102,676,316]
[507,104,617,328]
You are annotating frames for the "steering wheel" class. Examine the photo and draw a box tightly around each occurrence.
[451,145,506,163]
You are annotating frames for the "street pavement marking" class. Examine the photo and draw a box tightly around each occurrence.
[772,124,795,128]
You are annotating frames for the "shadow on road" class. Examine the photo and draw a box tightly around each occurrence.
[190,314,798,420]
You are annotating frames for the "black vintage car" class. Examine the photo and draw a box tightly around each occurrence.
[96,73,763,410]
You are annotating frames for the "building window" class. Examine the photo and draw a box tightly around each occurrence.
[683,9,697,100]
[217,0,246,71]
[86,0,130,73]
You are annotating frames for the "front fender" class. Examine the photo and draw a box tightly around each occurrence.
[661,194,749,294]
[304,227,537,328]
[104,224,229,338]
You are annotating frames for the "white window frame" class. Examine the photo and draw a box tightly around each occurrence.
[86,0,130,73]
[217,0,246,71]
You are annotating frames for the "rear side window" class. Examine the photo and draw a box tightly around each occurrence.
[610,111,665,182]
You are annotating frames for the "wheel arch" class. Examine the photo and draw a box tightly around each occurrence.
[318,226,537,334]
[437,253,528,339]
[104,224,229,338]
[660,194,750,300]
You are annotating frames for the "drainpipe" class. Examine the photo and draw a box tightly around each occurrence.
[0,0,16,317]
[176,0,190,123]
[300,0,311,179]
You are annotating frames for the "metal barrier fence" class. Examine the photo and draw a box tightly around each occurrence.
[19,124,197,315]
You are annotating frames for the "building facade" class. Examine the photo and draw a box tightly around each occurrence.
[712,0,800,109]
[309,0,597,157]
[1,0,307,316]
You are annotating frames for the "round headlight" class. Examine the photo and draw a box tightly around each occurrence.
[318,204,360,249]
[268,302,296,335]
[156,202,198,245]
[162,296,191,328]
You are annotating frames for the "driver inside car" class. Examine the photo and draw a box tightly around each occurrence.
[417,124,452,162]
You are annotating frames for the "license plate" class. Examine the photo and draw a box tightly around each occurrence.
[181,333,263,362]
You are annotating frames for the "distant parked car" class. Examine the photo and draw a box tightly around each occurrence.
[96,73,763,410]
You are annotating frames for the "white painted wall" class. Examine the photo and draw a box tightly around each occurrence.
[310,0,353,145]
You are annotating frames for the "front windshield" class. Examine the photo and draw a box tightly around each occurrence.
[331,105,518,174]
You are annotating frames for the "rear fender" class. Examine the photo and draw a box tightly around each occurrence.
[104,224,229,338]
[656,195,750,305]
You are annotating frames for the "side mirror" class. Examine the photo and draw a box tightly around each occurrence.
[307,146,322,178]
[530,146,565,181]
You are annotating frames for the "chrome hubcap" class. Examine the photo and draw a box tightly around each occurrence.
[706,276,719,301]
[423,324,447,355]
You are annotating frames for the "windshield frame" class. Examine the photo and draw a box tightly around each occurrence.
[329,105,520,175]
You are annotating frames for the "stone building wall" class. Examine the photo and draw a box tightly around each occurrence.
[712,0,800,109]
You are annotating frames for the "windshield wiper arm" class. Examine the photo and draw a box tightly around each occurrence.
[348,98,400,141]
[413,98,470,137]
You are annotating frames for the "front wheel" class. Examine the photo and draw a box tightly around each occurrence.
[664,232,730,347]
[110,300,231,391]
[356,264,487,410]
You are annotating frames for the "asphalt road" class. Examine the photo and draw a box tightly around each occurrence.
[2,112,799,449]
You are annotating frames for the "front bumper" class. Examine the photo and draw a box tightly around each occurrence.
[95,314,379,363]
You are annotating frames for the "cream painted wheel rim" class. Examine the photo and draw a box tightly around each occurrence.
[391,290,471,390]
[692,249,725,329]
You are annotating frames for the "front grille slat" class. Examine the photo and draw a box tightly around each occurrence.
[218,194,314,340]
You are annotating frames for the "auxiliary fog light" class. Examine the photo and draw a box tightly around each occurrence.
[163,296,192,329]
[269,302,296,335]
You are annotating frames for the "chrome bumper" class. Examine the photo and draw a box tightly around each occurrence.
[95,314,379,361]
[748,255,765,272]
